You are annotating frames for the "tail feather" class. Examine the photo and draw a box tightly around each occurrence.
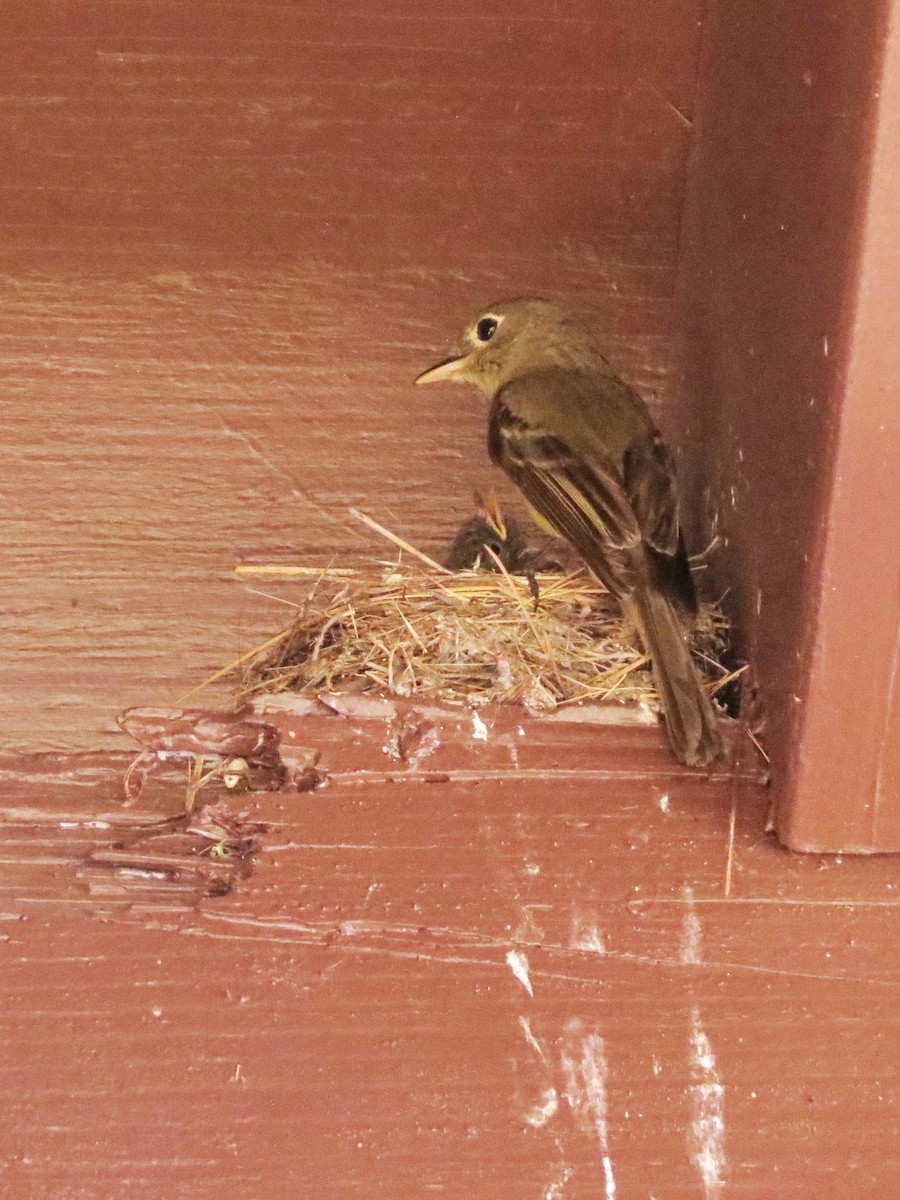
[624,588,723,766]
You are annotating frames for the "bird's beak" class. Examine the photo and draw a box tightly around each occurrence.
[415,355,470,385]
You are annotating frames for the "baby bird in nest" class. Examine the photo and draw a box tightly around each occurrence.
[444,491,530,572]
[444,491,579,581]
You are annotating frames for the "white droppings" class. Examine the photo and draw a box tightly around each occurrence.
[519,1015,547,1061]
[525,1087,560,1128]
[571,922,606,955]
[471,711,489,741]
[823,335,829,356]
[561,1023,616,1199]
[544,1165,575,1199]
[688,1008,727,1198]
[601,1153,616,1198]
[658,793,670,813]
[506,948,533,996]
[680,886,702,965]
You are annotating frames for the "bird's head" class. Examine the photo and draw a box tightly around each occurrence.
[416,298,591,396]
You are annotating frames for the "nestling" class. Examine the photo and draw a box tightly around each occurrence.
[443,491,532,573]
[417,299,723,766]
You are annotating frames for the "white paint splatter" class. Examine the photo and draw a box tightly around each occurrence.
[544,1165,575,1199]
[658,793,670,813]
[680,885,702,965]
[471,711,489,741]
[561,1023,616,1199]
[519,1015,547,1061]
[571,921,606,955]
[525,1087,560,1128]
[688,1008,727,1198]
[506,948,533,996]
[601,1153,616,1198]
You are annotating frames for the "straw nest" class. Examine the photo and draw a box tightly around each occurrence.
[233,564,732,715]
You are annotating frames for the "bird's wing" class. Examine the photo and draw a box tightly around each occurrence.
[621,432,698,614]
[621,433,680,557]
[489,386,643,598]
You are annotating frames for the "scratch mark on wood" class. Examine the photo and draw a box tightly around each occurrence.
[688,1008,727,1198]
[217,421,342,529]
[667,100,693,128]
[187,912,900,987]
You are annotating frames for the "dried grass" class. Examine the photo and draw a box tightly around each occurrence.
[233,562,732,715]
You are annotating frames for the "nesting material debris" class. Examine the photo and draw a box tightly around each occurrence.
[234,561,731,716]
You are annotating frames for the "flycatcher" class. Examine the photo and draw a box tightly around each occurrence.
[416,299,723,766]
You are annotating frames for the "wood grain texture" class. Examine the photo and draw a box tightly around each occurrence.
[2,719,899,1197]
[1,1,703,750]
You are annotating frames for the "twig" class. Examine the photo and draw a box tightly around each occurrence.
[174,626,295,703]
[709,664,749,694]
[746,728,771,765]
[349,508,453,575]
[724,794,737,897]
[242,587,305,608]
[235,564,358,578]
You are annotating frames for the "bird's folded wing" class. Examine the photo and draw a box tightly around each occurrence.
[621,434,681,557]
[489,395,642,597]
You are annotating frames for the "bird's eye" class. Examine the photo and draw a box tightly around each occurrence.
[475,317,499,342]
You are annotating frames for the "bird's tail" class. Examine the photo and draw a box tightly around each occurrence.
[624,588,724,766]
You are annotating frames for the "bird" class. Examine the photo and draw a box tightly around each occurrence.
[443,490,532,572]
[416,298,723,766]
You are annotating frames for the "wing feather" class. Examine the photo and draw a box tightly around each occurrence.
[489,394,642,598]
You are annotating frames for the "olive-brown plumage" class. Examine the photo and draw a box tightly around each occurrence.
[417,299,723,766]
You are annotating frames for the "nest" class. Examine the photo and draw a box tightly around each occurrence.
[233,563,731,715]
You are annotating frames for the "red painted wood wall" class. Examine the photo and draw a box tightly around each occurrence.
[2,0,702,749]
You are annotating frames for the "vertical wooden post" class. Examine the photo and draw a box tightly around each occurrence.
[674,1,900,850]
